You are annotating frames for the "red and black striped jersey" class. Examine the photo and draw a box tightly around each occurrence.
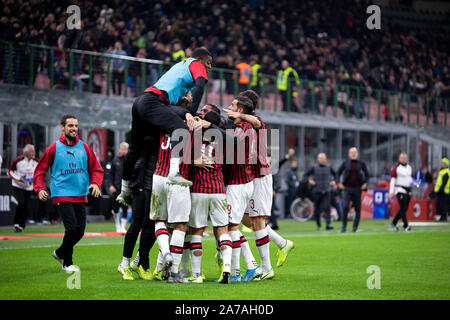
[190,134,226,194]
[224,120,255,185]
[251,113,271,178]
[154,129,191,179]
[154,133,171,177]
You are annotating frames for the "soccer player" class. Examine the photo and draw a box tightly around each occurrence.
[225,90,294,278]
[150,119,201,283]
[117,47,212,206]
[185,109,233,284]
[117,136,158,280]
[221,96,262,282]
[33,114,104,272]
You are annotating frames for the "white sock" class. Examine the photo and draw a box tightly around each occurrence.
[190,235,202,277]
[239,232,258,269]
[132,251,140,265]
[121,179,130,194]
[113,212,120,231]
[219,234,232,272]
[120,257,130,268]
[229,231,241,276]
[156,250,164,272]
[180,234,191,276]
[155,221,170,255]
[255,229,272,273]
[169,229,186,274]
[266,224,287,249]
[169,157,180,175]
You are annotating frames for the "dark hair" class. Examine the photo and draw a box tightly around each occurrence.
[204,109,221,126]
[235,96,253,115]
[192,47,211,60]
[60,114,77,126]
[239,90,259,111]
[205,103,220,115]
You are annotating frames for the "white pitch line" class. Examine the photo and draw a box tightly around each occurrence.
[0,228,449,250]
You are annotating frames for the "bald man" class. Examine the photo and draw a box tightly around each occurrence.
[8,144,38,232]
[304,153,336,230]
[336,147,370,232]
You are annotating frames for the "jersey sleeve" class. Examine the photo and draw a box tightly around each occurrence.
[189,60,208,81]
[389,165,398,194]
[33,143,56,194]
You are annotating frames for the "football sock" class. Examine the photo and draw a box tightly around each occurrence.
[229,230,241,276]
[156,250,164,272]
[266,224,287,249]
[120,257,130,269]
[255,229,272,273]
[239,232,258,269]
[190,235,203,277]
[155,221,170,256]
[219,234,232,272]
[180,234,191,276]
[169,230,185,274]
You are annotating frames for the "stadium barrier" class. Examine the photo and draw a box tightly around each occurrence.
[0,40,448,128]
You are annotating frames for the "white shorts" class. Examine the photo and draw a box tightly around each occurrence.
[189,193,228,229]
[150,175,191,223]
[246,174,273,218]
[226,181,254,225]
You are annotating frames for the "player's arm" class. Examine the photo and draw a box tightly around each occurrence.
[389,165,397,199]
[7,157,23,183]
[188,61,208,115]
[222,109,261,129]
[33,144,56,201]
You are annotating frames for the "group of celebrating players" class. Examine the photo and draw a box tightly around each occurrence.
[115,47,294,284]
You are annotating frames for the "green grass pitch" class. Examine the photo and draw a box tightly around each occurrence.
[0,219,449,300]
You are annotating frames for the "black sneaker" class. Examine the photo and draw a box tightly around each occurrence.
[340,227,346,233]
[326,225,334,230]
[404,225,412,232]
[390,223,399,231]
[13,224,23,233]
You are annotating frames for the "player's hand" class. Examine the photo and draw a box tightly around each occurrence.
[109,185,117,194]
[308,178,316,186]
[89,184,101,198]
[361,183,367,190]
[338,183,345,190]
[19,177,26,183]
[38,190,49,202]
[201,119,211,128]
[287,148,295,159]
[223,108,241,120]
[329,181,336,188]
[193,118,203,131]
[194,156,214,171]
[388,193,394,201]
[186,113,196,131]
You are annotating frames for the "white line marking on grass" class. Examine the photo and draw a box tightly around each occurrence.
[1,229,448,250]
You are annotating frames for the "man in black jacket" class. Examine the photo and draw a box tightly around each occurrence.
[117,136,159,280]
[305,153,336,231]
[109,142,129,233]
[336,147,370,232]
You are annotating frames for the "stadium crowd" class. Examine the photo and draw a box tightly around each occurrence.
[0,0,449,122]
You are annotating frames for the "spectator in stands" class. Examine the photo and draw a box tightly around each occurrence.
[54,59,84,92]
[108,41,127,96]
[277,60,300,112]
[8,144,38,232]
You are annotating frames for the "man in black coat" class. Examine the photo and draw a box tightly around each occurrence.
[336,147,370,232]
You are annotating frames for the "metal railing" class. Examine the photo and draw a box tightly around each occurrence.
[0,40,448,127]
